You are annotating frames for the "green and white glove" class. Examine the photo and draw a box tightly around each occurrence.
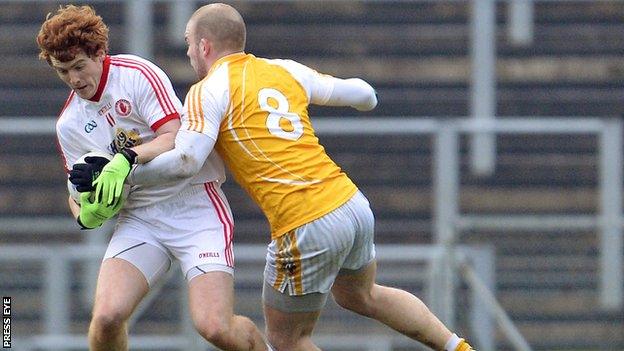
[93,148,137,206]
[77,191,125,229]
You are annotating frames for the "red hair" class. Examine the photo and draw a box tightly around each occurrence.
[36,5,109,63]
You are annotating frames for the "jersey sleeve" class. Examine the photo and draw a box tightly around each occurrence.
[268,59,335,105]
[181,64,230,141]
[129,57,183,132]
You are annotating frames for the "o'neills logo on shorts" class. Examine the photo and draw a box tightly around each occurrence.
[115,99,132,117]
[199,252,220,258]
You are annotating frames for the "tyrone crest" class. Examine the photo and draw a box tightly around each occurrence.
[115,99,132,117]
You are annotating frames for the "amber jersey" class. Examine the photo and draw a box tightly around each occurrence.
[182,53,358,238]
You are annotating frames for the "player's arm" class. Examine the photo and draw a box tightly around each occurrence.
[315,76,378,112]
[122,56,184,165]
[68,196,80,218]
[93,57,184,205]
[96,70,226,202]
[128,118,180,164]
[56,122,87,221]
[91,118,180,205]
[126,129,215,186]
[127,80,225,187]
[276,59,377,112]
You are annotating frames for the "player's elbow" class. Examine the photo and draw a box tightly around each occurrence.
[176,151,203,179]
[351,78,378,111]
[358,87,378,111]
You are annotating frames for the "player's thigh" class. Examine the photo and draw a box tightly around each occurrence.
[263,191,374,313]
[262,219,351,339]
[187,271,234,326]
[332,191,377,296]
[340,191,376,271]
[332,260,377,306]
[92,258,149,319]
[96,236,172,318]
[154,182,235,281]
[103,235,172,287]
[264,219,356,300]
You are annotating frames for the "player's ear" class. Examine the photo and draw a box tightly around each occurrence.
[199,38,211,58]
[94,49,106,63]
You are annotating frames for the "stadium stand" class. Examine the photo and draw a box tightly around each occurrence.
[1,1,623,350]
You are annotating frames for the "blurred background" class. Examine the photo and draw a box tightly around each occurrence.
[1,0,623,350]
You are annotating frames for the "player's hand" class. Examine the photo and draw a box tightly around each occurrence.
[68,156,110,192]
[76,191,125,229]
[93,153,132,206]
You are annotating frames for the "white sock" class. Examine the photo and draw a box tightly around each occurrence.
[444,333,462,351]
[266,342,275,351]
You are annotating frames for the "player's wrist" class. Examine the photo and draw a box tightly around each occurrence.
[119,148,138,165]
[77,215,89,230]
[77,214,99,230]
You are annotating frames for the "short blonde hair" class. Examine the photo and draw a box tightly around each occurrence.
[191,3,246,53]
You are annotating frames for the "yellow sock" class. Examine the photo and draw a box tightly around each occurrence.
[445,334,474,351]
[455,340,474,351]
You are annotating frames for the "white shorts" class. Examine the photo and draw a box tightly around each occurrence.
[104,181,235,286]
[263,191,376,311]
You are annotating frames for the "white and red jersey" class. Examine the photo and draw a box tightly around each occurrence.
[56,54,225,208]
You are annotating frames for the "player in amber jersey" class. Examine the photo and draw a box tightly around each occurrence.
[38,5,267,351]
[96,3,476,351]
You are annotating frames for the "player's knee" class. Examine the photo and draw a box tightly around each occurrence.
[334,288,375,316]
[90,310,127,337]
[267,332,305,351]
[195,316,231,346]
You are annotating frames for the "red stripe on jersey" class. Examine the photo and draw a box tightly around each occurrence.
[110,57,176,115]
[110,61,174,116]
[151,112,180,132]
[111,57,175,112]
[105,113,115,127]
[88,56,111,102]
[57,91,75,172]
[204,182,234,267]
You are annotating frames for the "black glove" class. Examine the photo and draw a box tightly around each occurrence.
[68,156,110,192]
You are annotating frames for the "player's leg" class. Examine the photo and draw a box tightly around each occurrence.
[165,182,267,350]
[263,236,325,351]
[332,261,463,350]
[331,191,473,351]
[187,269,267,351]
[262,222,356,351]
[88,238,171,351]
[88,258,147,351]
[262,292,322,351]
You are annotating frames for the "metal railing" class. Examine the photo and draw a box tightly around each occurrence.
[314,117,623,312]
[3,116,622,349]
[2,244,498,351]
